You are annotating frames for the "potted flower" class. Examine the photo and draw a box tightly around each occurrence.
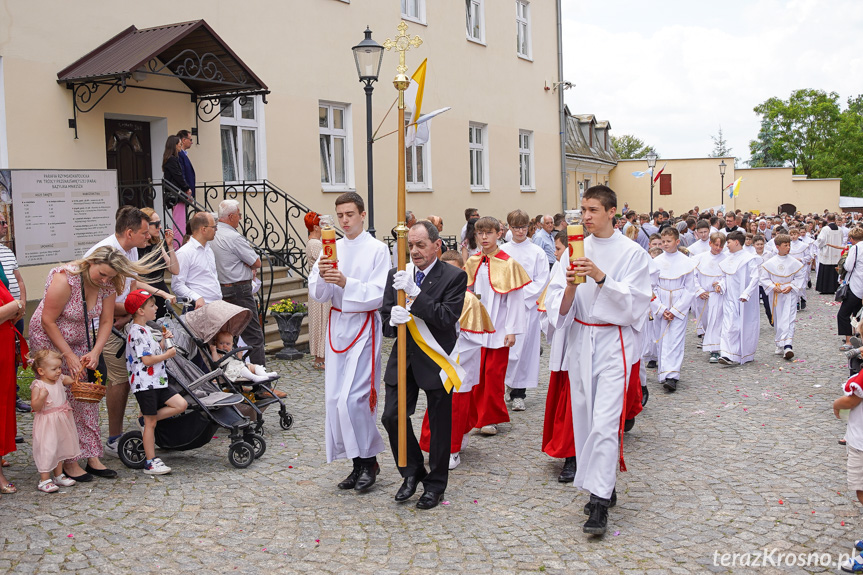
[269,298,308,360]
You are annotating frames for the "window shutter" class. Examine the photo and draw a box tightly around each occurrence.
[659,173,672,195]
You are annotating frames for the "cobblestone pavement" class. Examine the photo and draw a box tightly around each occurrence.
[2,274,860,573]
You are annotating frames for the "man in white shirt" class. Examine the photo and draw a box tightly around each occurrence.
[172,212,221,309]
[532,214,556,268]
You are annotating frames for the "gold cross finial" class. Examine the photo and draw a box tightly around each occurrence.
[383,21,423,76]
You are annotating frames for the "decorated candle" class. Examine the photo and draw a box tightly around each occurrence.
[320,215,338,269]
[568,224,585,284]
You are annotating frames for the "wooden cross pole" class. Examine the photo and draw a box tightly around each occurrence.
[383,21,422,468]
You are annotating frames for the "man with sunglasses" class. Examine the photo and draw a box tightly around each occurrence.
[0,217,29,413]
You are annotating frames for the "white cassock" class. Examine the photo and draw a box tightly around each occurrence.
[692,250,726,353]
[687,239,710,334]
[473,257,526,349]
[501,239,549,390]
[546,231,652,499]
[653,251,697,382]
[718,250,761,365]
[541,260,569,373]
[644,258,661,363]
[760,255,807,348]
[763,239,777,260]
[308,231,389,462]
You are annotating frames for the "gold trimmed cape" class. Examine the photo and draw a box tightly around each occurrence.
[465,249,532,295]
[460,290,495,334]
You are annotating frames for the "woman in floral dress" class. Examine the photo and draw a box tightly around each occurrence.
[304,212,330,370]
[28,247,139,480]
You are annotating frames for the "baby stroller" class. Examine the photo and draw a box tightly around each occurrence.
[115,340,266,470]
[164,299,294,434]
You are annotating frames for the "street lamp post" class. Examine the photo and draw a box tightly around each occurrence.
[718,160,727,209]
[646,150,657,214]
[352,27,385,238]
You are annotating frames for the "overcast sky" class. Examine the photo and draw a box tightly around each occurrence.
[561,0,863,164]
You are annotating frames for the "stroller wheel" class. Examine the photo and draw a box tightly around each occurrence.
[228,441,255,468]
[279,412,294,430]
[245,433,266,459]
[118,431,147,469]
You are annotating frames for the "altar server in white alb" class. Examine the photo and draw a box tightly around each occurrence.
[760,234,808,360]
[718,230,762,366]
[693,233,727,363]
[545,185,652,537]
[652,227,697,392]
[788,226,813,310]
[501,209,549,412]
[687,220,712,339]
[308,192,389,492]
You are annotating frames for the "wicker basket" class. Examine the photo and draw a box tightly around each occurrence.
[70,380,106,403]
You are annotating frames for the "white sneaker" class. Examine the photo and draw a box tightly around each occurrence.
[774,347,783,355]
[512,398,526,411]
[144,458,172,475]
[480,424,498,436]
[449,452,461,470]
[504,386,512,402]
[52,474,76,487]
[104,437,119,458]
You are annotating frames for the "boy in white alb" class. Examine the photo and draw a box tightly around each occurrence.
[644,247,663,370]
[688,220,712,340]
[760,234,807,360]
[501,209,549,411]
[693,233,727,363]
[834,371,863,573]
[545,185,652,536]
[652,227,697,392]
[788,226,812,310]
[718,231,761,366]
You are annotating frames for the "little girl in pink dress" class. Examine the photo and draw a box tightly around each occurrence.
[30,350,81,493]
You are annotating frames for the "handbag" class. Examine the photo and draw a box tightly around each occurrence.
[81,279,108,384]
[837,246,857,302]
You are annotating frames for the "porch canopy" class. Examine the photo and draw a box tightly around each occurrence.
[57,19,269,137]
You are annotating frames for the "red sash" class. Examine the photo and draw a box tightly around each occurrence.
[328,307,377,412]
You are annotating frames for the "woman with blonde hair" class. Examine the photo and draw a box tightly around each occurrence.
[139,207,179,318]
[304,211,330,370]
[28,246,156,481]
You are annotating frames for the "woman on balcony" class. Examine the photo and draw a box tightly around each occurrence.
[304,212,330,370]
[162,135,192,240]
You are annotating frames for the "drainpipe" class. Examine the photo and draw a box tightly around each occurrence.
[556,0,567,211]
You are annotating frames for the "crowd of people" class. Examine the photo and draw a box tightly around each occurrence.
[6,183,863,545]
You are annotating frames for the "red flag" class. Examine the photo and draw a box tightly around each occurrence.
[653,162,667,183]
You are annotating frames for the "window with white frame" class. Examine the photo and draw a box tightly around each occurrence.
[469,122,488,190]
[516,1,531,58]
[220,95,265,182]
[405,113,430,189]
[319,102,352,189]
[519,130,534,190]
[466,0,485,43]
[401,0,426,24]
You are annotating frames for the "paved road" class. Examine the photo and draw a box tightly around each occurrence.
[1,275,859,573]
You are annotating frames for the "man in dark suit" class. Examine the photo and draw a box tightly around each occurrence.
[381,220,467,510]
[177,130,196,198]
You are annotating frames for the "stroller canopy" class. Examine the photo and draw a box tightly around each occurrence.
[184,300,252,343]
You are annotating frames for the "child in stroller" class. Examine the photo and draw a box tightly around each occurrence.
[209,330,278,383]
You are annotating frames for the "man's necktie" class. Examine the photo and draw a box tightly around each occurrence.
[415,270,425,287]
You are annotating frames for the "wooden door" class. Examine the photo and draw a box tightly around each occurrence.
[106,119,152,208]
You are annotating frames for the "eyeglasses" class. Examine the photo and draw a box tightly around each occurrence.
[511,225,528,231]
[149,221,161,228]
[0,221,6,226]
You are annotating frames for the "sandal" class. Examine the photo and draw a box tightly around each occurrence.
[841,344,854,352]
[313,361,326,371]
[1,458,9,467]
[0,482,16,494]
[36,479,58,493]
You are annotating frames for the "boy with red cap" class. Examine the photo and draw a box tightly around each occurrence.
[124,289,187,475]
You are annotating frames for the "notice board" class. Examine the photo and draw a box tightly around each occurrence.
[5,169,118,266]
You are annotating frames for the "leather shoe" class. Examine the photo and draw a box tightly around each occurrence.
[337,467,360,490]
[85,464,117,479]
[557,456,576,483]
[66,472,93,483]
[395,471,426,502]
[354,462,380,491]
[15,435,23,444]
[15,399,31,413]
[416,490,444,510]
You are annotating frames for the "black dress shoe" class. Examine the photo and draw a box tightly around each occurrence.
[354,462,380,491]
[624,418,635,432]
[395,471,426,502]
[584,489,616,515]
[663,378,677,392]
[641,385,649,407]
[85,465,117,479]
[15,399,31,413]
[338,467,360,490]
[15,435,23,444]
[646,360,657,369]
[557,456,576,483]
[66,472,93,483]
[583,494,610,535]
[416,490,444,510]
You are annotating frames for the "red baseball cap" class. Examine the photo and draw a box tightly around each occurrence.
[124,289,153,315]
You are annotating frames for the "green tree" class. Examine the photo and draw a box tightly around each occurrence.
[611,134,657,159]
[708,126,733,158]
[749,89,842,176]
[814,94,863,195]
[748,118,786,168]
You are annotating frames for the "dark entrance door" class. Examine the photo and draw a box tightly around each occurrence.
[106,119,152,208]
